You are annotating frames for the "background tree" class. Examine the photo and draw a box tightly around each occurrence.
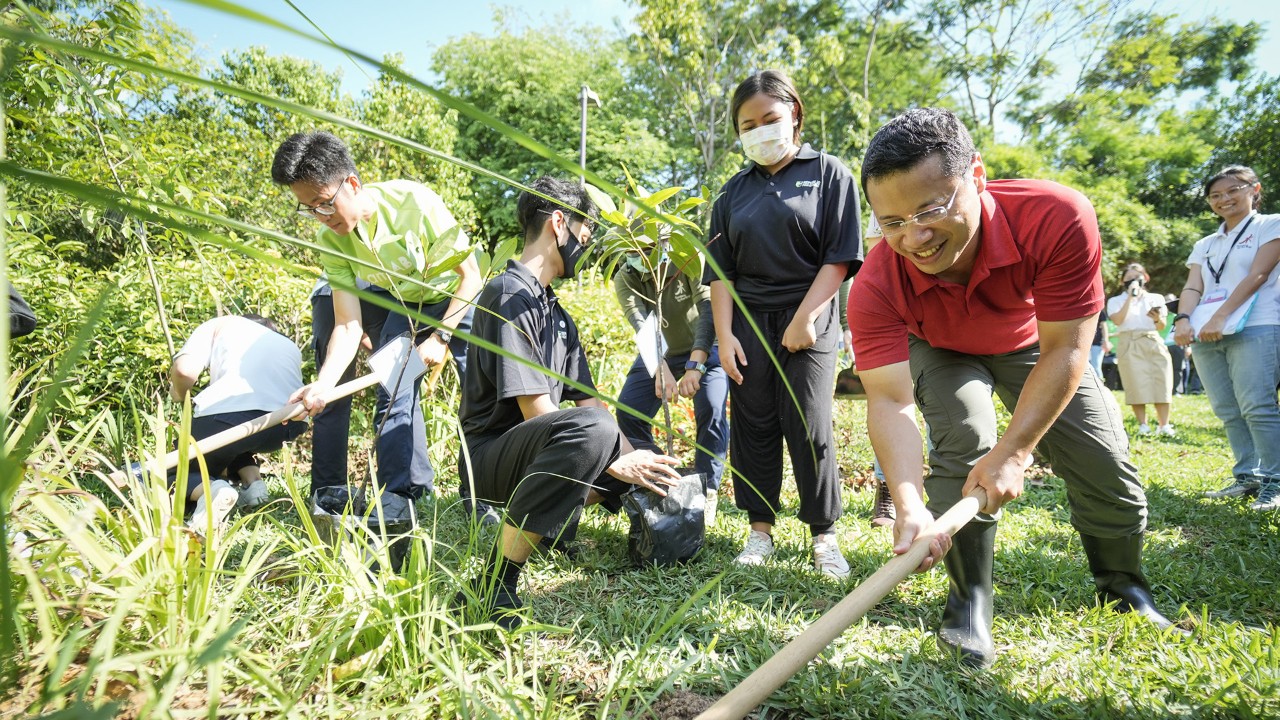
[924,0,1133,137]
[1211,74,1280,204]
[790,0,949,163]
[625,0,806,191]
[433,12,671,245]
[1015,12,1264,280]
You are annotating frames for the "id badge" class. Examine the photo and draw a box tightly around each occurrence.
[1201,287,1227,308]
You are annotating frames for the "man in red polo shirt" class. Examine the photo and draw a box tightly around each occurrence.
[849,108,1180,667]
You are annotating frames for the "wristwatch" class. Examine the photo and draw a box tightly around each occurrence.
[435,328,453,344]
[684,360,707,375]
[1173,313,1191,324]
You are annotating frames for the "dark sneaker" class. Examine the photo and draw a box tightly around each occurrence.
[1203,476,1261,499]
[461,496,502,527]
[454,577,525,630]
[309,485,366,546]
[311,484,368,516]
[1250,482,1280,512]
[489,585,524,630]
[536,534,581,561]
[871,478,896,527]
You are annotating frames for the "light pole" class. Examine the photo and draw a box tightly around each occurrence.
[578,84,601,187]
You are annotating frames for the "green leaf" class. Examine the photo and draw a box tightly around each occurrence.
[584,183,617,215]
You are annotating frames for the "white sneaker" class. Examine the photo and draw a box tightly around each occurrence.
[236,479,270,509]
[1137,423,1152,436]
[188,479,238,534]
[734,530,774,565]
[704,490,718,529]
[813,532,851,579]
[1158,424,1176,437]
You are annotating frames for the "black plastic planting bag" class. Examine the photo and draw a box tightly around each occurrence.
[622,471,706,567]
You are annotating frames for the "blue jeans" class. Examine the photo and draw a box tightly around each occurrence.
[615,348,729,490]
[1089,344,1105,379]
[1192,324,1280,480]
[373,297,472,499]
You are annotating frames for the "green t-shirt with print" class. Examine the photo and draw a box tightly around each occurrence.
[316,179,472,305]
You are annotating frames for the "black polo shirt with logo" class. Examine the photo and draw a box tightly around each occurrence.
[459,259,595,447]
[702,144,863,311]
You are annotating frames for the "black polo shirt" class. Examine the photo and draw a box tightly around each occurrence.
[459,259,595,446]
[702,144,863,311]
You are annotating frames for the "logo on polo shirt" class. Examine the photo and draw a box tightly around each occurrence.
[796,180,821,189]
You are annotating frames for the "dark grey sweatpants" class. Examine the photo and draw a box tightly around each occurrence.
[908,337,1147,537]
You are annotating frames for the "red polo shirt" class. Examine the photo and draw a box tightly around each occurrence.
[849,179,1103,371]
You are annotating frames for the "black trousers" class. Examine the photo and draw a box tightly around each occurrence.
[177,411,308,496]
[460,407,627,538]
[729,301,842,527]
[1168,343,1188,395]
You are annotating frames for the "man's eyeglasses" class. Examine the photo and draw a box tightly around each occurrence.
[295,179,349,217]
[1207,184,1251,204]
[540,208,596,236]
[877,184,962,238]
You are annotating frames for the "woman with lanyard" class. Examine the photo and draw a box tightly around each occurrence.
[1106,263,1175,436]
[1173,165,1280,510]
[704,70,862,577]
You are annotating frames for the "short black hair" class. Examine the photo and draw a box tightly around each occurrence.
[271,130,357,186]
[240,313,280,334]
[730,70,804,145]
[1203,164,1262,210]
[516,176,598,244]
[861,108,976,193]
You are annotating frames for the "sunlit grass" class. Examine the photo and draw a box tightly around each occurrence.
[9,320,1280,719]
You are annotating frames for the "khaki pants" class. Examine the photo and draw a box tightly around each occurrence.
[907,337,1147,538]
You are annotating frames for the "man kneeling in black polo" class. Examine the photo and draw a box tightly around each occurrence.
[457,176,682,629]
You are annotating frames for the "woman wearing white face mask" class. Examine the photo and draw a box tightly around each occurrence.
[703,70,864,577]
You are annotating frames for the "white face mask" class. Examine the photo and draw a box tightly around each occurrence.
[739,120,794,167]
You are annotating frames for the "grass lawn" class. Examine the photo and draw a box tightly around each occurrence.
[10,388,1280,719]
[7,277,1280,718]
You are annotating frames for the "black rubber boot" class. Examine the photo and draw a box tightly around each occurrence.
[1079,533,1179,631]
[938,521,997,667]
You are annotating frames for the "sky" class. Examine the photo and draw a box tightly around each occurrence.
[153,0,1279,100]
[152,0,635,95]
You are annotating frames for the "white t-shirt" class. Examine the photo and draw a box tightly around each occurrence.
[1186,212,1280,329]
[1106,290,1166,332]
[175,316,303,417]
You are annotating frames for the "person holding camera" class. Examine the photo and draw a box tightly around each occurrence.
[1106,263,1174,436]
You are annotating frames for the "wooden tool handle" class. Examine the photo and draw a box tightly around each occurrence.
[695,488,988,720]
[109,372,382,487]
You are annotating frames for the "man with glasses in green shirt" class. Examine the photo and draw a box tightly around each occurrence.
[272,130,485,538]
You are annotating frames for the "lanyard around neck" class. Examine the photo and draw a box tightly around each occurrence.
[1206,213,1256,285]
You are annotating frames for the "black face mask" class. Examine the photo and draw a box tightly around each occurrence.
[558,223,588,279]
